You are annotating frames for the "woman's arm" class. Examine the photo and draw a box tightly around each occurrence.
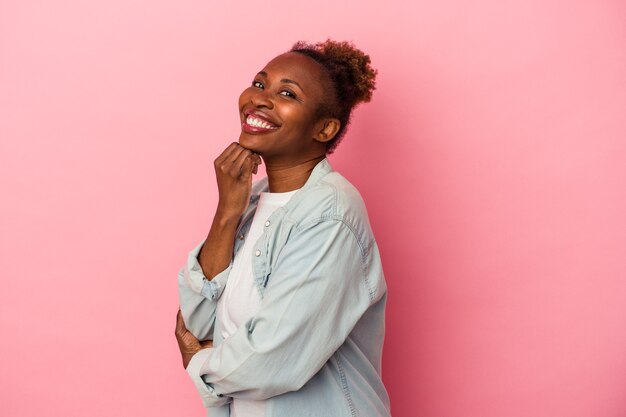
[177,143,261,340]
[199,142,261,280]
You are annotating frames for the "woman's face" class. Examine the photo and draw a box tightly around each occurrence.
[238,52,331,163]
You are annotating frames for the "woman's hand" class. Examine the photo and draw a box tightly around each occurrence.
[195,143,261,281]
[175,309,213,369]
[214,142,262,220]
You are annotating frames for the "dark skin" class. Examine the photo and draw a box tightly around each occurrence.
[175,52,341,369]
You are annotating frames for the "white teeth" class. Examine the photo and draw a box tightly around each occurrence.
[246,116,277,129]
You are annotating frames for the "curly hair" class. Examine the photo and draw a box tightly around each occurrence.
[290,40,377,153]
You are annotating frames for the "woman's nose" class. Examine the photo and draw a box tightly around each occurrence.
[250,89,273,109]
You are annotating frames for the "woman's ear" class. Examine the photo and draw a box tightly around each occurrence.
[314,118,341,143]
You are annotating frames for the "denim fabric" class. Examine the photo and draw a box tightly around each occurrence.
[178,158,391,417]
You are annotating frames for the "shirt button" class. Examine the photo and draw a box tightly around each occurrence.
[264,220,270,227]
[238,235,244,240]
[255,250,261,257]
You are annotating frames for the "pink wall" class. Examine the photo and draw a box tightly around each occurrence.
[1,1,625,416]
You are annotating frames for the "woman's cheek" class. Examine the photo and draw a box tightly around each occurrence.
[237,90,249,109]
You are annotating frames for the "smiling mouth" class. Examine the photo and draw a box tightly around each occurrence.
[245,115,279,130]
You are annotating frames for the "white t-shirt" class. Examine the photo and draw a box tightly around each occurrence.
[216,189,298,417]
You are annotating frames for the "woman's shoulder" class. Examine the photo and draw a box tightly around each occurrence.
[286,171,375,244]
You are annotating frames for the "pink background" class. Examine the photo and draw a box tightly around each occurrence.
[1,1,625,416]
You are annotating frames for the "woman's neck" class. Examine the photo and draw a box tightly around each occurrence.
[263,155,326,193]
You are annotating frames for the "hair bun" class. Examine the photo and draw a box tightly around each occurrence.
[315,40,377,106]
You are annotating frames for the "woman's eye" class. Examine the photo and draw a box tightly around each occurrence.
[280,90,296,98]
[252,81,264,89]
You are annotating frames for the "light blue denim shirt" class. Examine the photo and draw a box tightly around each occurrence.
[178,158,391,417]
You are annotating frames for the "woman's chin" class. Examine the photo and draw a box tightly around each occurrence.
[238,133,264,153]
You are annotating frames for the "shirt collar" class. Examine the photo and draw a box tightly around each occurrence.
[249,158,333,203]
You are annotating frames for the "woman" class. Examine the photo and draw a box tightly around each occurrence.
[175,40,391,417]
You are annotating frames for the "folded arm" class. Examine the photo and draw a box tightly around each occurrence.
[185,219,381,407]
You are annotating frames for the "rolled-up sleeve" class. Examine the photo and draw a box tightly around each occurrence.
[185,218,382,404]
[178,239,232,340]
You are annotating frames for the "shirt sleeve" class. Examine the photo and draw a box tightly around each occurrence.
[186,348,232,409]
[178,239,232,340]
[185,218,382,406]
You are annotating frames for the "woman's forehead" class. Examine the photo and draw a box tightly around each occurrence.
[259,52,324,86]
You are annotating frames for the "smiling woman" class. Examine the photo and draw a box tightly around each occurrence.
[175,40,389,417]
[237,52,333,166]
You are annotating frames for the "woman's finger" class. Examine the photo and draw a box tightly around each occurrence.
[239,152,258,179]
[230,148,253,177]
[252,153,261,175]
[214,142,240,164]
[215,146,247,176]
[225,145,247,165]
